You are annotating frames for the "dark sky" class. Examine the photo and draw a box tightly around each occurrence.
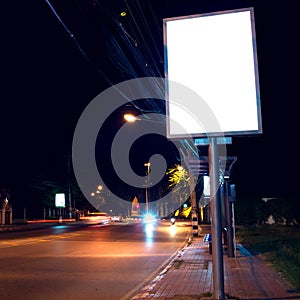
[1,0,299,202]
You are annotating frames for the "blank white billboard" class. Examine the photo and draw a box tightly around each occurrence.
[203,175,210,196]
[55,193,65,208]
[163,8,262,138]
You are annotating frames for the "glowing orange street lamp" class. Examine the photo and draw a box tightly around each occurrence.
[123,114,140,123]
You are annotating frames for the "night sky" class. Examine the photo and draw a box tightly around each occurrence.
[1,0,299,207]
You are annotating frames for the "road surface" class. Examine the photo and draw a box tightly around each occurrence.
[0,220,191,300]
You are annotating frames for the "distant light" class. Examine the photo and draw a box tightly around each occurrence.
[143,213,156,223]
[120,11,126,17]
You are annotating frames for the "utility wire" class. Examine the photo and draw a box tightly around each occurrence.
[43,0,111,84]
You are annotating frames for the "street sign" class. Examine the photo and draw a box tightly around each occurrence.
[194,137,232,146]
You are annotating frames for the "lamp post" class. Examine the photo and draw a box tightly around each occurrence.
[144,162,151,214]
[124,114,154,216]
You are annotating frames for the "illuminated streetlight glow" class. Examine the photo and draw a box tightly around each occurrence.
[124,114,140,123]
[124,113,160,124]
[91,185,103,197]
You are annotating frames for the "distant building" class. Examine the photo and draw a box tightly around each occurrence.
[131,196,140,216]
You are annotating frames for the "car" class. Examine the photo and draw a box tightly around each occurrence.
[81,212,111,224]
[111,215,122,222]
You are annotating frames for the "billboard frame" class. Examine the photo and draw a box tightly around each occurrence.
[163,7,262,139]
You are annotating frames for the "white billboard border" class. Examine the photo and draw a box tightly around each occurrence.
[163,7,262,139]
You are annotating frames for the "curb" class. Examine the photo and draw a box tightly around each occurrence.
[131,235,193,300]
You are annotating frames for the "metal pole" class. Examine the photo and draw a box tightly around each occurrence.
[225,181,235,257]
[230,184,237,258]
[189,173,198,237]
[68,154,72,218]
[148,164,150,213]
[232,202,237,258]
[145,177,149,214]
[209,137,225,300]
[144,163,150,214]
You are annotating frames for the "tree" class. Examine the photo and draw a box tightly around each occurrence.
[166,164,192,217]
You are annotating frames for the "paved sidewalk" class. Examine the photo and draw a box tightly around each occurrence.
[131,235,300,300]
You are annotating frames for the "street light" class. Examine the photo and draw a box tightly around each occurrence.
[91,184,103,197]
[144,162,151,214]
[124,114,155,216]
[123,114,140,123]
[124,113,162,124]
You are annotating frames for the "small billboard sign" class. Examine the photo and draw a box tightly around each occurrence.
[55,193,65,208]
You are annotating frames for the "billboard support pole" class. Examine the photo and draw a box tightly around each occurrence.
[209,137,225,300]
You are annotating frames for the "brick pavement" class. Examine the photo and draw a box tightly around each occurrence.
[131,235,300,300]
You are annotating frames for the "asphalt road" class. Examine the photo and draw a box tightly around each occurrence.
[0,220,191,300]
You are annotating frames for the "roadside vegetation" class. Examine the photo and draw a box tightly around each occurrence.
[236,225,300,289]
